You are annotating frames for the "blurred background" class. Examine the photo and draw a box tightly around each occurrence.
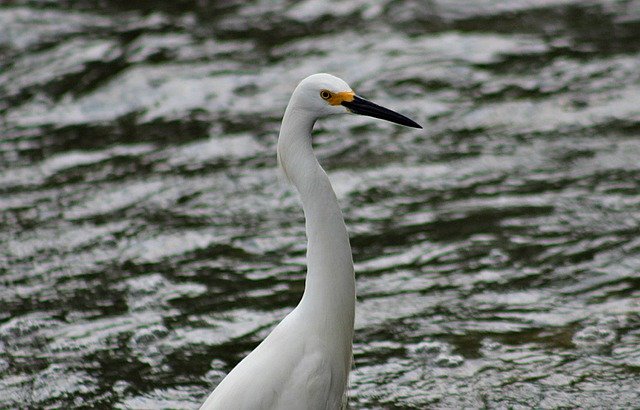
[1,0,640,408]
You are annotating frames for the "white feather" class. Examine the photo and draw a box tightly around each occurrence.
[201,74,359,409]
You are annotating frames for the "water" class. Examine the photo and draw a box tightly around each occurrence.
[1,0,640,408]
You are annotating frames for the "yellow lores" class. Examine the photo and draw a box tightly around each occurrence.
[321,89,355,106]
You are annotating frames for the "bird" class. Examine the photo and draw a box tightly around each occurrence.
[200,73,421,410]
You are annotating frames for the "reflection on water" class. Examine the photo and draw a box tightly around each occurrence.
[1,0,640,408]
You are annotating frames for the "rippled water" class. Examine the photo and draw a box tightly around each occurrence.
[2,0,640,408]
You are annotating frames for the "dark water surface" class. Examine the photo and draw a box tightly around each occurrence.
[2,0,640,408]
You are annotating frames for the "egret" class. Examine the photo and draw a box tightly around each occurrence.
[200,73,421,410]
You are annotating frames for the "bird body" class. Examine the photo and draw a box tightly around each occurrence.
[200,74,420,410]
[201,307,349,409]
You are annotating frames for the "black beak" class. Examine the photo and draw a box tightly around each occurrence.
[341,96,422,129]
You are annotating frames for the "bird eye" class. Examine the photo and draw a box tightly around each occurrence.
[320,90,332,100]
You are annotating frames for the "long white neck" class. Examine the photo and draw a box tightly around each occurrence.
[276,102,355,351]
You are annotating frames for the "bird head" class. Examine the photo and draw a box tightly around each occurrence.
[292,73,422,129]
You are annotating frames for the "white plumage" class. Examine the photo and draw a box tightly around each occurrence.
[200,73,420,410]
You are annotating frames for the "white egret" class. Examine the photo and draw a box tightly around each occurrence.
[200,73,421,410]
